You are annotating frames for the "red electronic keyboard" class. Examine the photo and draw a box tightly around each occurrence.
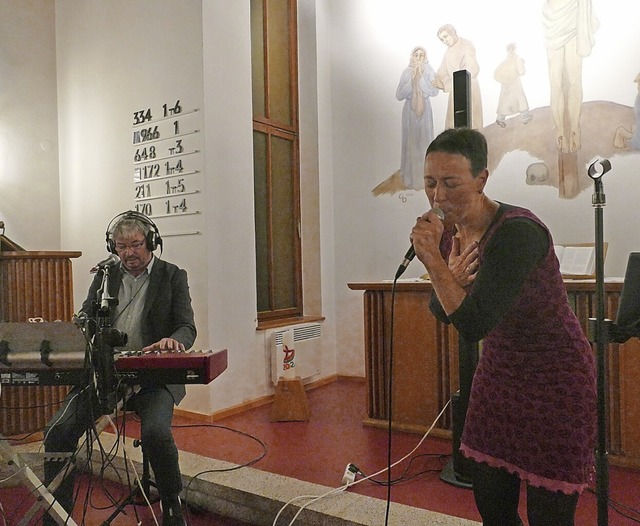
[0,321,228,387]
[0,349,228,387]
[114,349,228,385]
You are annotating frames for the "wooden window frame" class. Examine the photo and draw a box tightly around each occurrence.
[252,0,303,324]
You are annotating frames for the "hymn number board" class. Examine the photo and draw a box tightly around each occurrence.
[132,101,202,219]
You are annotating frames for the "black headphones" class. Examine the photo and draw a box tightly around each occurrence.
[105,210,163,254]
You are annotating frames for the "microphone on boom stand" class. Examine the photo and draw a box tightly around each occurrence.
[92,262,126,416]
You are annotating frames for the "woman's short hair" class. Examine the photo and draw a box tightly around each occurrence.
[426,127,488,177]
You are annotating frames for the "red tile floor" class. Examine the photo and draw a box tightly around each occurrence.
[2,378,640,525]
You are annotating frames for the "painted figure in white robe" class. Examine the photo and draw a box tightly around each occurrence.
[395,47,439,190]
[494,43,532,128]
[433,24,483,129]
[543,0,599,153]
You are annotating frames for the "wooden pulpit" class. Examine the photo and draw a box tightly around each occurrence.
[0,234,81,436]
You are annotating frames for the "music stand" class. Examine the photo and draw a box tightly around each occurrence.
[588,251,640,526]
[584,158,625,526]
[610,253,640,341]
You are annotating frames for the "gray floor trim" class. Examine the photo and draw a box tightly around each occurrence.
[5,434,480,526]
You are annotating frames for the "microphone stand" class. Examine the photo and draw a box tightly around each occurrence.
[586,159,611,526]
[93,265,122,416]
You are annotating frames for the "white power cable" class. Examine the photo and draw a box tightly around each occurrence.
[271,398,451,526]
[127,455,159,526]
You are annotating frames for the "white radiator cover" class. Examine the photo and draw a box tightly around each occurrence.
[268,322,322,385]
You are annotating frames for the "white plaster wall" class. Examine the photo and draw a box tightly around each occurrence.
[0,0,60,250]
[315,1,339,377]
[56,0,207,329]
[199,1,267,411]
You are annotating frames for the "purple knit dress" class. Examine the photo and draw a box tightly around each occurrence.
[449,206,597,494]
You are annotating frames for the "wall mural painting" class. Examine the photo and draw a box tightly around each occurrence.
[494,43,533,129]
[387,46,439,192]
[614,73,640,151]
[373,0,638,200]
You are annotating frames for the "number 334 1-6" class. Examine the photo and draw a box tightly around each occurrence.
[133,108,152,125]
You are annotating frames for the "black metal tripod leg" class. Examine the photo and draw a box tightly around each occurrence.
[99,441,159,525]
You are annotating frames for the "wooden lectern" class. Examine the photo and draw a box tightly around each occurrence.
[0,227,81,435]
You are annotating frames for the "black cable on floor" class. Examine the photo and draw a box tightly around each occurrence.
[586,486,640,523]
[172,423,269,526]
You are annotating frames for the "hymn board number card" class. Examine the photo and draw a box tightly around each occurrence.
[132,100,203,233]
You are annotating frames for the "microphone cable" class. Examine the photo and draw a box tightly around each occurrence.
[385,209,442,524]
[383,276,399,525]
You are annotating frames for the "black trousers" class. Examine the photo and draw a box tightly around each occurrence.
[472,461,580,526]
[43,384,181,523]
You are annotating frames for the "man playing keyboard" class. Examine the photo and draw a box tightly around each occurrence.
[43,210,196,526]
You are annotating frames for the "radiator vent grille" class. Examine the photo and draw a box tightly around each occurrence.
[269,322,322,385]
[273,323,322,345]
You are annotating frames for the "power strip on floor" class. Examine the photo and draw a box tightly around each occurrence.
[341,463,358,485]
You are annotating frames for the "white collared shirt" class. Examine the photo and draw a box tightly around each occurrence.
[112,257,154,352]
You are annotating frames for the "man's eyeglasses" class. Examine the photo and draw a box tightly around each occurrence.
[115,239,146,252]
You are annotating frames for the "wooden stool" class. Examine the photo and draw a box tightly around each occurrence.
[270,377,310,422]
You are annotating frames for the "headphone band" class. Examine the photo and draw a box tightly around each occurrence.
[105,210,163,254]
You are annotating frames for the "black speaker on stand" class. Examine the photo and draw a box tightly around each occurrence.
[453,69,471,129]
[440,69,478,490]
[440,335,478,489]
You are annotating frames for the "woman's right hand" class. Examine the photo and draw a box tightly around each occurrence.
[448,237,479,288]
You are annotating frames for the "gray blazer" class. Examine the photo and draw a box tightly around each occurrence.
[81,257,197,404]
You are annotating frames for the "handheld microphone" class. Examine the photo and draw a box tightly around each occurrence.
[90,254,120,274]
[395,207,444,280]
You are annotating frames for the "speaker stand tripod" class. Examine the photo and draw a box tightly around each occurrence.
[440,336,478,489]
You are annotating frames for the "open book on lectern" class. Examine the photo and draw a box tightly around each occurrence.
[554,243,607,279]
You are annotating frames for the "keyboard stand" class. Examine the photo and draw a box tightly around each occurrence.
[2,394,128,525]
[0,434,78,526]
